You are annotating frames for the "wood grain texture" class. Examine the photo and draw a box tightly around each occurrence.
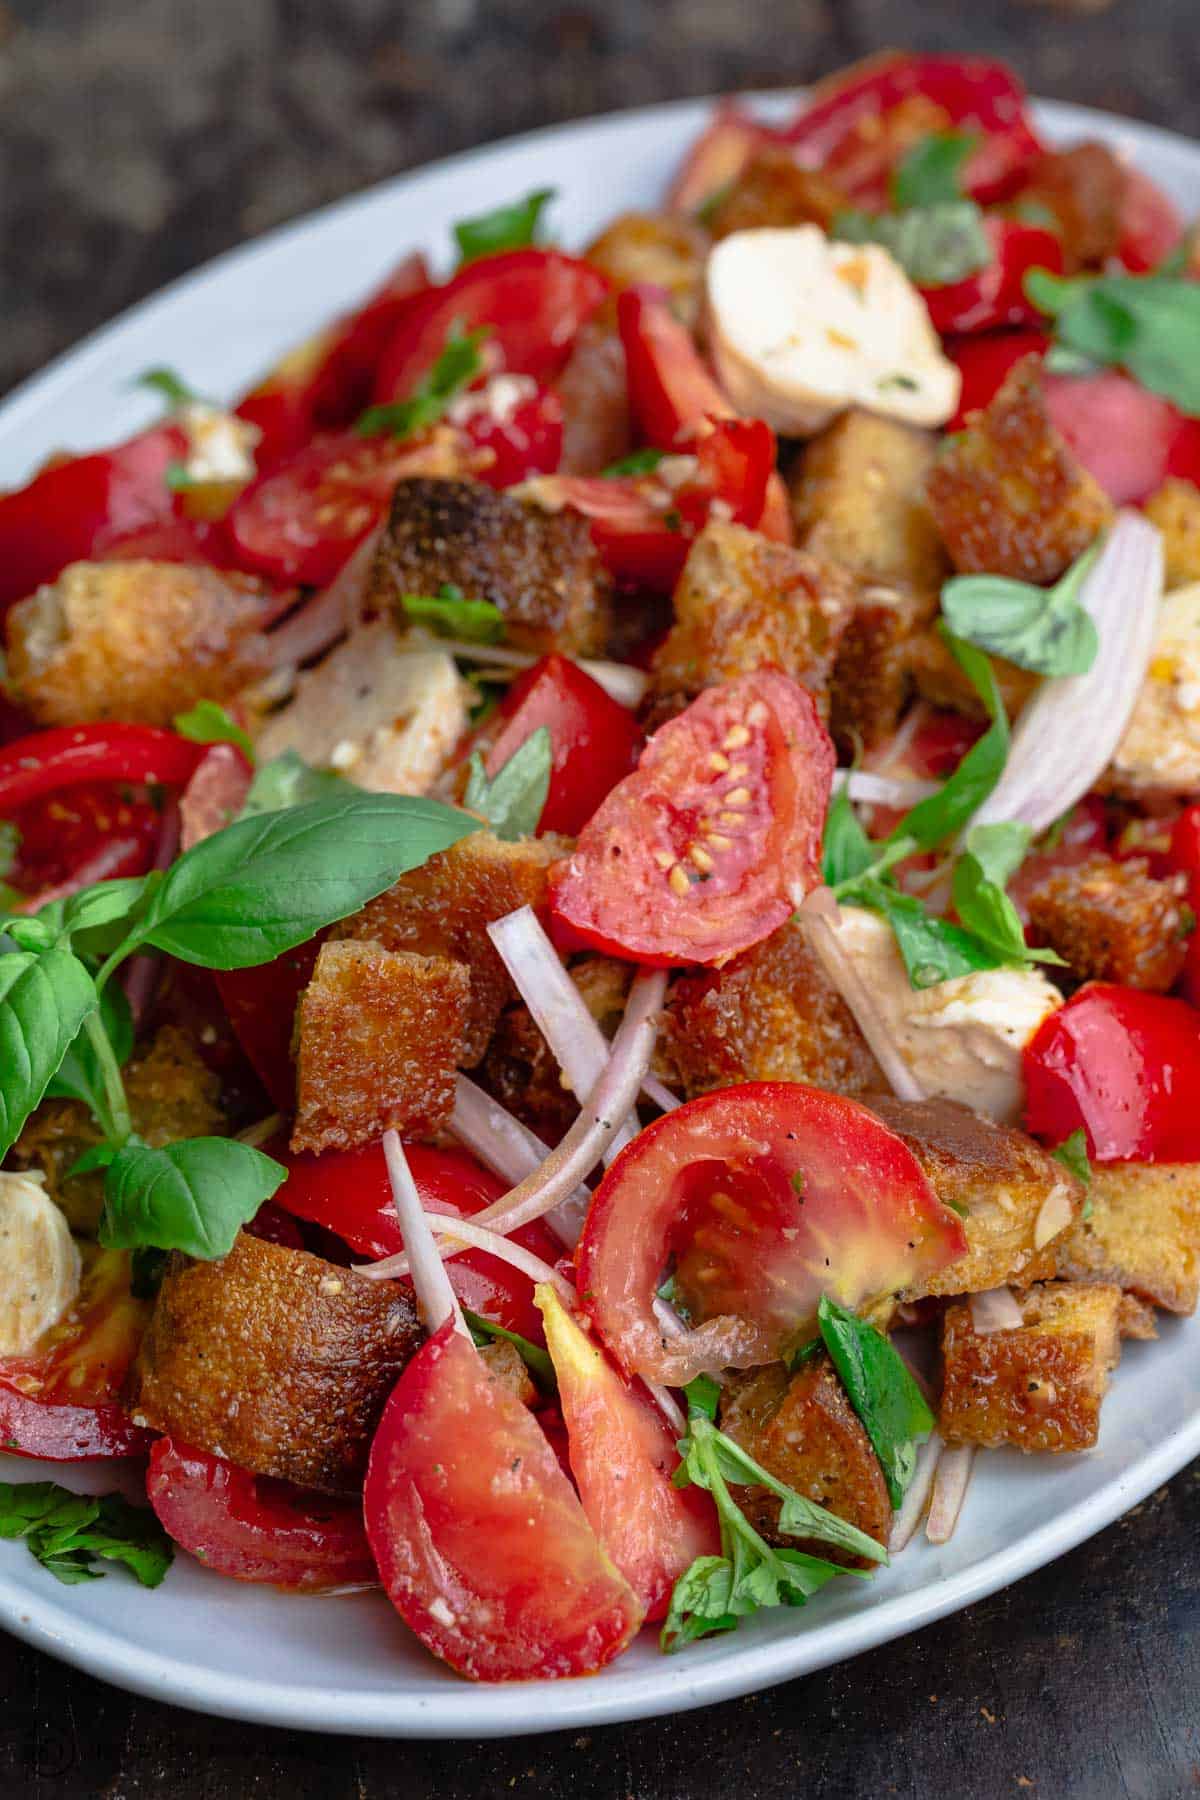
[1,1,1198,1792]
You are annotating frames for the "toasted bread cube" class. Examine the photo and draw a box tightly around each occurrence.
[649,522,853,716]
[1024,853,1191,992]
[868,1097,1085,1300]
[791,408,948,595]
[659,919,882,1098]
[254,626,468,795]
[369,478,611,658]
[584,211,710,327]
[1144,479,1200,590]
[332,830,567,1065]
[1109,582,1200,797]
[1118,1293,1158,1340]
[481,956,633,1141]
[829,581,936,753]
[939,1281,1122,1453]
[906,627,1038,723]
[5,560,273,727]
[927,359,1113,583]
[719,1356,891,1565]
[1056,1163,1200,1315]
[706,148,845,239]
[291,942,469,1153]
[1014,143,1125,270]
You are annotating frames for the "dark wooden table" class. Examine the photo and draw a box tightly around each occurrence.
[2,1,1198,1793]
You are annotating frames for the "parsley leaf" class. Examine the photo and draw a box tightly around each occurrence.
[400,582,505,644]
[892,132,977,210]
[174,700,255,762]
[453,188,556,263]
[463,1307,557,1396]
[463,727,552,841]
[834,201,991,288]
[817,1296,935,1509]
[1026,269,1200,418]
[0,1481,173,1588]
[602,448,668,478]
[1053,1128,1092,1188]
[100,1135,286,1258]
[355,324,487,439]
[940,540,1102,677]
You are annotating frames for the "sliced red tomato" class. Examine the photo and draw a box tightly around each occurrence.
[0,1249,153,1460]
[146,1439,376,1591]
[235,335,332,471]
[1044,370,1182,505]
[922,221,1063,338]
[1024,983,1200,1164]
[535,1286,719,1621]
[1117,168,1185,274]
[0,425,187,616]
[576,1082,966,1388]
[668,102,765,214]
[946,329,1051,428]
[364,1319,643,1680]
[213,940,322,1112]
[549,671,834,967]
[453,378,564,488]
[95,514,241,569]
[373,249,609,403]
[273,1140,562,1343]
[475,654,642,836]
[5,781,159,902]
[0,724,206,813]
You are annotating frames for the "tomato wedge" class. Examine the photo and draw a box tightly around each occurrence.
[945,329,1050,429]
[5,781,159,904]
[1023,984,1200,1165]
[668,102,764,214]
[576,1083,967,1389]
[921,221,1063,338]
[535,1286,719,1621]
[0,1249,153,1460]
[454,378,564,488]
[364,1320,644,1681]
[147,1439,376,1591]
[214,940,322,1113]
[549,671,834,967]
[1044,370,1182,505]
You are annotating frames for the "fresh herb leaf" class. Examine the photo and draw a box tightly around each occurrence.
[136,366,199,408]
[940,541,1102,677]
[173,700,255,762]
[822,784,877,888]
[463,727,552,841]
[400,583,505,644]
[453,188,556,263]
[0,947,97,1157]
[238,750,355,819]
[602,448,668,478]
[355,324,487,439]
[951,825,1066,972]
[45,980,134,1134]
[1025,269,1200,418]
[100,1136,286,1258]
[817,1295,934,1509]
[784,1336,822,1372]
[0,1481,173,1588]
[164,462,199,492]
[892,132,977,210]
[834,201,991,288]
[682,1373,721,1423]
[852,878,998,988]
[963,820,1032,891]
[890,631,1008,851]
[1052,1127,1092,1187]
[1156,227,1198,277]
[463,1307,557,1396]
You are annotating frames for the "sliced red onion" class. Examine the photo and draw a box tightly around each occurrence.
[972,511,1164,837]
[260,525,382,671]
[925,1443,975,1545]
[641,1072,681,1114]
[832,769,941,808]
[361,1210,575,1303]
[797,887,927,1103]
[379,1128,469,1339]
[451,1074,592,1248]
[890,1431,943,1553]
[969,1287,1024,1334]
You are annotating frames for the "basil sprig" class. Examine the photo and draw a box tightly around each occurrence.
[834,201,991,288]
[892,131,977,209]
[464,727,552,841]
[355,324,487,440]
[1026,268,1200,418]
[940,540,1101,677]
[453,188,556,264]
[816,1297,935,1510]
[400,582,505,644]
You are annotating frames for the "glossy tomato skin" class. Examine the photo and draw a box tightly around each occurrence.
[1044,371,1181,505]
[922,221,1062,337]
[364,1320,644,1681]
[945,329,1050,429]
[576,1082,967,1389]
[456,380,564,488]
[480,654,642,836]
[147,1439,376,1590]
[549,671,834,967]
[214,939,322,1113]
[0,1250,153,1460]
[273,1140,561,1342]
[1023,984,1200,1164]
[6,781,159,904]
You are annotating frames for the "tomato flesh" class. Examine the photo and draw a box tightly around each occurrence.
[5,781,159,903]
[922,221,1063,338]
[1116,168,1184,273]
[215,940,322,1113]
[549,671,834,967]
[364,1320,644,1681]
[668,103,764,214]
[456,379,564,488]
[576,1082,967,1389]
[1044,370,1182,505]
[945,329,1050,429]
[147,1438,376,1591]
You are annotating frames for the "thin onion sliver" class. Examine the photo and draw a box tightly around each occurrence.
[926,1443,975,1544]
[890,1431,944,1552]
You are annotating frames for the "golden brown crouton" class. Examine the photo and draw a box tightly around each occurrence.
[128,1232,423,1494]
[719,1356,891,1565]
[332,830,567,1065]
[1014,143,1126,270]
[11,1026,227,1235]
[828,581,936,754]
[659,920,883,1099]
[6,560,274,728]
[867,1097,1085,1300]
[927,359,1113,583]
[649,522,853,717]
[791,408,948,596]
[1024,853,1192,992]
[706,148,845,238]
[939,1281,1122,1453]
[480,956,632,1142]
[1056,1162,1200,1315]
[291,941,469,1154]
[1118,1293,1158,1341]
[1144,479,1200,590]
[584,211,710,327]
[369,478,611,658]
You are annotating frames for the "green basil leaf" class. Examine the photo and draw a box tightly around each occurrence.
[463,727,552,842]
[850,880,999,988]
[822,783,877,888]
[136,366,199,408]
[0,947,97,1156]
[817,1295,935,1509]
[462,1307,557,1396]
[951,849,1066,969]
[940,542,1101,677]
[1026,269,1200,419]
[892,131,977,210]
[453,188,556,263]
[127,791,479,969]
[834,201,991,288]
[682,1372,722,1423]
[602,448,668,478]
[100,1136,286,1258]
[890,630,1007,851]
[400,583,505,644]
[238,750,355,819]
[61,878,154,942]
[355,323,487,439]
[1053,1127,1092,1187]
[173,700,255,762]
[0,1480,173,1588]
[964,821,1032,890]
[45,981,134,1125]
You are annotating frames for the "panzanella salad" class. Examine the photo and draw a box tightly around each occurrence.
[3,51,1200,1682]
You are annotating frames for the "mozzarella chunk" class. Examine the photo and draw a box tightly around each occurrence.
[832,908,1062,1123]
[255,621,469,794]
[179,402,261,485]
[706,226,961,436]
[1110,581,1200,795]
[0,1172,81,1356]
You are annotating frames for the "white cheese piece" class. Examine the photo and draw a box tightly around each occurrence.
[0,1172,81,1356]
[706,225,961,436]
[179,402,261,485]
[1110,581,1200,795]
[831,908,1062,1123]
[255,621,470,795]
